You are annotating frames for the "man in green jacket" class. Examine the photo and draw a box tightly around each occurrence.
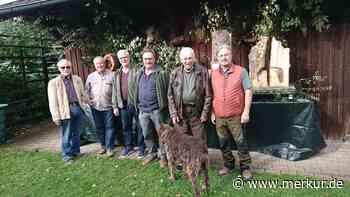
[112,49,145,159]
[130,47,169,167]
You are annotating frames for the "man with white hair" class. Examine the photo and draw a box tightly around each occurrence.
[48,59,87,163]
[168,47,212,141]
[112,49,145,159]
[86,56,115,157]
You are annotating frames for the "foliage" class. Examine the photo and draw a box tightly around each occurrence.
[0,18,61,56]
[0,149,349,196]
[198,0,258,44]
[0,19,62,123]
[109,35,181,70]
[29,0,135,57]
[254,0,330,39]
[0,18,62,74]
[198,0,330,45]
[17,0,334,56]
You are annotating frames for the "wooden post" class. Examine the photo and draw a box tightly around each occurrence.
[211,30,232,70]
[41,36,49,95]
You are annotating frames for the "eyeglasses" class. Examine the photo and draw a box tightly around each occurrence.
[59,66,71,70]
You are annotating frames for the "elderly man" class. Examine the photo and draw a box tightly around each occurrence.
[168,47,212,141]
[112,49,145,159]
[48,59,87,163]
[131,47,169,167]
[86,56,115,157]
[211,45,253,180]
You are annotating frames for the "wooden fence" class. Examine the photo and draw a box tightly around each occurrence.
[0,34,60,126]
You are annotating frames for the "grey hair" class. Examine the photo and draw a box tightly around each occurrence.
[57,59,71,67]
[179,47,195,59]
[217,44,232,55]
[117,49,130,58]
[93,56,105,64]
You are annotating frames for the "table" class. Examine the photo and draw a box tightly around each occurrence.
[206,99,326,160]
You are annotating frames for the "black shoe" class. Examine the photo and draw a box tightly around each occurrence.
[176,165,183,171]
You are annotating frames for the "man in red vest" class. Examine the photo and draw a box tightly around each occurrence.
[211,45,253,180]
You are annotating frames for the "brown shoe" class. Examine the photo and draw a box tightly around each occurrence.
[106,150,114,157]
[98,149,106,155]
[242,169,253,180]
[218,167,231,176]
[159,159,168,168]
[142,153,156,166]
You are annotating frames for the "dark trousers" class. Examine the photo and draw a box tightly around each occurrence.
[91,108,115,151]
[120,104,145,153]
[60,105,83,161]
[177,105,206,142]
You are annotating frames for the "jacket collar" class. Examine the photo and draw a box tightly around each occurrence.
[118,64,134,72]
[60,74,72,80]
[140,64,161,74]
[181,64,201,74]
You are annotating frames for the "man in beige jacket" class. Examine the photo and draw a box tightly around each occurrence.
[48,59,87,163]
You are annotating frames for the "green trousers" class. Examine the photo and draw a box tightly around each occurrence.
[216,116,251,170]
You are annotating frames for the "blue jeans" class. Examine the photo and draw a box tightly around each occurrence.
[121,105,145,153]
[91,108,115,151]
[60,105,83,161]
[139,109,166,159]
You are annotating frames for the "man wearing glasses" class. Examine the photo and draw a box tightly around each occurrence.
[48,59,87,163]
[86,56,115,157]
[112,49,145,159]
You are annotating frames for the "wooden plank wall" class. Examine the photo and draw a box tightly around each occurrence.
[288,24,350,139]
[64,48,95,82]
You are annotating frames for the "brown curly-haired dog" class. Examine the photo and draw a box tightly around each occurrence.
[159,124,210,197]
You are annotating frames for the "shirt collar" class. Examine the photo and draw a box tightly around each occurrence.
[61,74,72,80]
[183,64,195,73]
[219,64,234,74]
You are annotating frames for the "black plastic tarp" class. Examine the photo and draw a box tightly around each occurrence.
[207,99,326,161]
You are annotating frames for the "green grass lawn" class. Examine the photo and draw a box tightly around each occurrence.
[0,148,348,197]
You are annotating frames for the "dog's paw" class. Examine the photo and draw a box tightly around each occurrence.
[168,176,176,182]
[201,184,210,192]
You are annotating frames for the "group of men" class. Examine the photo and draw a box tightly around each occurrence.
[47,45,253,180]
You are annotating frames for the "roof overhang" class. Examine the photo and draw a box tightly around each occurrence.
[0,0,88,20]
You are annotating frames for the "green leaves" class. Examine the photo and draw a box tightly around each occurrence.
[198,0,330,44]
[110,35,180,70]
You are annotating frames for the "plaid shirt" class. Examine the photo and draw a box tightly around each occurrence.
[85,70,114,111]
